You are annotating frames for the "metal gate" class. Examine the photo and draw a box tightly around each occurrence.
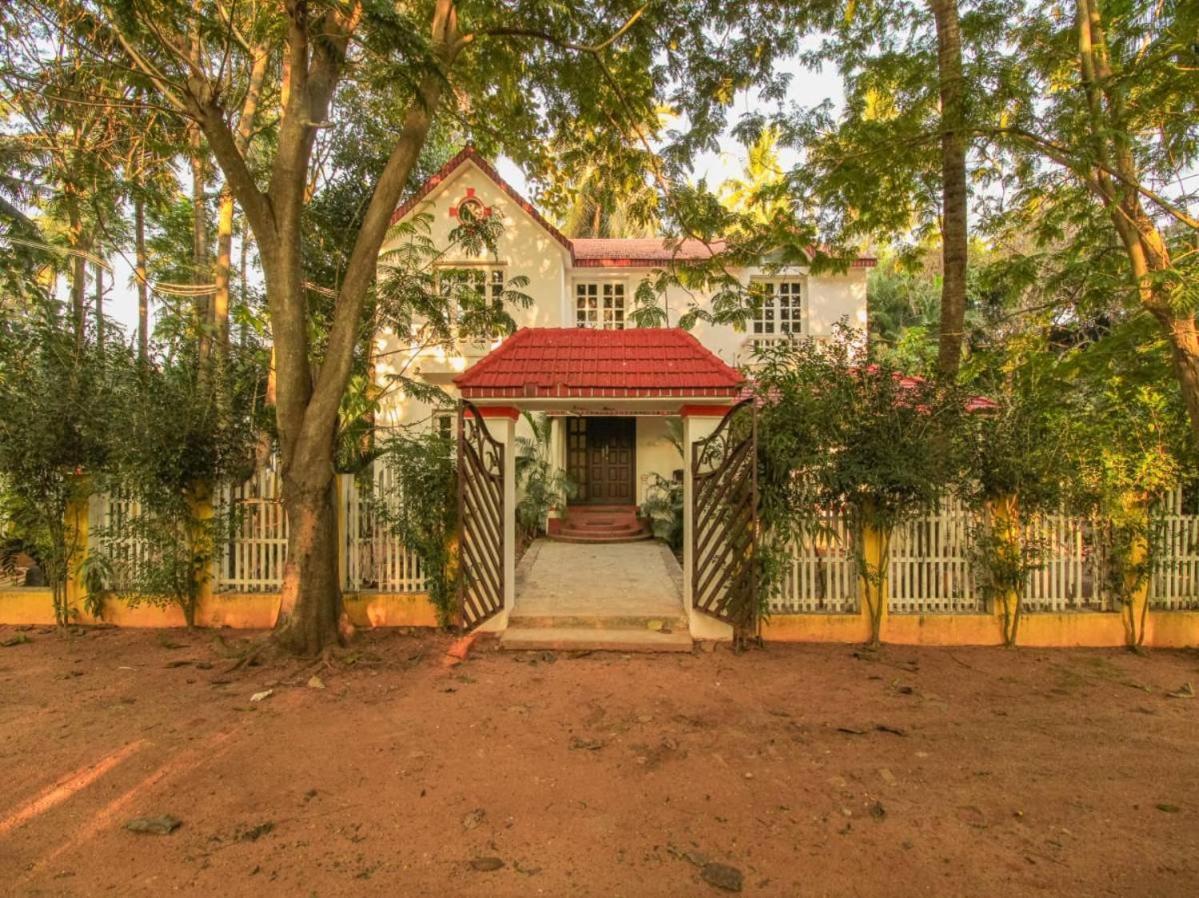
[457,401,505,630]
[691,398,759,639]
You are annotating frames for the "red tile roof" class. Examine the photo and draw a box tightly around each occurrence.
[571,237,726,267]
[454,328,745,400]
[392,147,876,269]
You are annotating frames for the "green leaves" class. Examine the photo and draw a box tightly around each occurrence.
[755,327,971,544]
[375,430,458,626]
[515,412,573,541]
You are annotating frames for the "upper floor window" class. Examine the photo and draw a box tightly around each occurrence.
[576,281,626,329]
[437,266,505,339]
[751,279,805,340]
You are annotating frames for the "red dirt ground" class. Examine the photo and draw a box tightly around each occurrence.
[1,625,1197,897]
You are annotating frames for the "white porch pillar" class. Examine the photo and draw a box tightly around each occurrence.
[473,406,518,633]
[681,405,735,642]
[548,415,566,523]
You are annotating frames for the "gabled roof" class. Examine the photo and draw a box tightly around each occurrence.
[392,147,876,269]
[390,146,574,256]
[454,327,745,400]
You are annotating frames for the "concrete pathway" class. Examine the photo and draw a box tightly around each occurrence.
[515,539,683,618]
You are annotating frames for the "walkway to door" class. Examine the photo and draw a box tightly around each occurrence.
[514,539,683,619]
[502,539,690,651]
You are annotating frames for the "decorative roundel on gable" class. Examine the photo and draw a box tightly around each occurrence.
[449,187,492,222]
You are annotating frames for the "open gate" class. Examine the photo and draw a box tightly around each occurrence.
[691,398,759,640]
[457,400,505,630]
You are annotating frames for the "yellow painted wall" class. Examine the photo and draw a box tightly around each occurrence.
[6,585,1196,647]
[0,589,437,630]
[762,606,1199,648]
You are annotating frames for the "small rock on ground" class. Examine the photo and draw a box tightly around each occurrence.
[125,815,182,835]
[469,857,504,872]
[701,862,743,892]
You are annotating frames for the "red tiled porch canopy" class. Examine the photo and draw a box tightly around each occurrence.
[454,328,745,400]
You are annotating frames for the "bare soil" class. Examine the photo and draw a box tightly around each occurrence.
[1,625,1197,897]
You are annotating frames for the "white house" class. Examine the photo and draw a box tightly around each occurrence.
[375,147,873,544]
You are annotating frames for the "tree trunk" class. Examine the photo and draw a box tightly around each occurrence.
[178,0,460,654]
[1152,309,1199,447]
[65,195,87,351]
[213,187,234,356]
[213,47,269,364]
[274,465,342,654]
[929,0,968,380]
[135,196,149,363]
[1073,0,1199,443]
[93,247,104,347]
[190,127,210,358]
[239,221,250,346]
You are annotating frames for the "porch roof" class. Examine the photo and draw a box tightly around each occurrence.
[453,328,745,400]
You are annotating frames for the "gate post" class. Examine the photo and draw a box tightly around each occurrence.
[681,405,735,642]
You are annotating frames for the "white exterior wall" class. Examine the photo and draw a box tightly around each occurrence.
[634,417,684,505]
[374,162,572,431]
[375,158,870,435]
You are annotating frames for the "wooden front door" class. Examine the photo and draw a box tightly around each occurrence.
[566,417,636,504]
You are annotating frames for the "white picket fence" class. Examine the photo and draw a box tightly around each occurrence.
[88,491,156,591]
[1152,487,1199,610]
[217,460,290,592]
[889,496,980,613]
[1021,513,1107,611]
[343,464,425,593]
[771,508,858,613]
[214,460,425,594]
[773,488,1199,614]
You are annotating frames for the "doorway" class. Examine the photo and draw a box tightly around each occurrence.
[565,416,636,504]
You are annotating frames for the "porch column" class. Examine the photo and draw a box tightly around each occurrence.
[681,405,735,642]
[472,406,518,632]
[548,415,566,525]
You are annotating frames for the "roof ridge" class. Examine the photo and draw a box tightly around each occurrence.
[390,146,574,258]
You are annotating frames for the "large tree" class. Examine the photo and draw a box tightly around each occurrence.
[776,0,1006,374]
[984,0,1199,442]
[64,0,800,653]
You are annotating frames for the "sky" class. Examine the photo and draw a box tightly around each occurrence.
[101,54,845,333]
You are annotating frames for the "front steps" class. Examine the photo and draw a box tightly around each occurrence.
[500,611,692,653]
[550,504,652,543]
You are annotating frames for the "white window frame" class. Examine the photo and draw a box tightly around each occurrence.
[749,278,806,344]
[575,280,627,330]
[435,263,506,342]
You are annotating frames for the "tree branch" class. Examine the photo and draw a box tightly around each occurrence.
[297,0,459,464]
[984,125,1199,231]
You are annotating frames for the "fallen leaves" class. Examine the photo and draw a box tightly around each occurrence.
[1166,682,1194,699]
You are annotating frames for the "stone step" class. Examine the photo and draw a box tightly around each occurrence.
[508,613,689,631]
[573,517,642,532]
[550,530,653,544]
[499,626,693,653]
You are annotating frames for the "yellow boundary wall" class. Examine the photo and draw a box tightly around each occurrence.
[5,586,1196,646]
[761,606,1199,648]
[0,589,438,630]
